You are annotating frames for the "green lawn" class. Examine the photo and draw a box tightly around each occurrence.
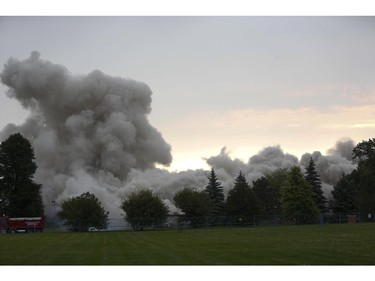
[1,223,375,265]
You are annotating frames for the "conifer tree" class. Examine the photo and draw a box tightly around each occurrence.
[204,168,225,217]
[225,171,260,218]
[304,158,326,212]
[280,166,319,223]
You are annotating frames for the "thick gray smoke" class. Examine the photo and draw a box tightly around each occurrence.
[0,52,172,216]
[326,138,357,161]
[206,146,300,195]
[207,143,357,199]
[0,52,359,218]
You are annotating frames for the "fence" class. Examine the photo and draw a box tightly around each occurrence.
[40,212,375,232]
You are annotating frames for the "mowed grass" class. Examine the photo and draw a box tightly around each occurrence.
[1,223,375,265]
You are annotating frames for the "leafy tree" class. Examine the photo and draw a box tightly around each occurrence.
[57,192,109,232]
[252,176,279,215]
[351,138,375,215]
[121,190,168,231]
[174,188,212,227]
[0,133,44,217]
[331,172,358,213]
[352,138,375,163]
[329,139,375,216]
[225,171,260,218]
[304,158,326,212]
[263,168,289,215]
[280,166,319,224]
[204,168,225,217]
[355,164,375,214]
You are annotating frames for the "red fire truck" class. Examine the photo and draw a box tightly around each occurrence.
[0,216,45,233]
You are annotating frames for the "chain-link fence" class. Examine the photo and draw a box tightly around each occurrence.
[38,212,375,232]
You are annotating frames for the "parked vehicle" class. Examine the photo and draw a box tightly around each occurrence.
[0,216,45,233]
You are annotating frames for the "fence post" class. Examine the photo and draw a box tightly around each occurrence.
[253,215,256,228]
[319,213,324,226]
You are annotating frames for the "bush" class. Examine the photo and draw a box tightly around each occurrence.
[121,190,168,230]
[57,192,109,232]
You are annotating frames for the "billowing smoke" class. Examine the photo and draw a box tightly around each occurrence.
[298,139,358,197]
[0,52,359,218]
[0,52,172,216]
[205,146,298,194]
[207,142,357,199]
[326,138,356,161]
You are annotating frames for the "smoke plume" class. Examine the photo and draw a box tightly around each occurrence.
[1,52,172,216]
[0,52,359,218]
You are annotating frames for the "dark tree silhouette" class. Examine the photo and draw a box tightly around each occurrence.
[331,172,358,213]
[225,171,260,219]
[304,158,326,212]
[0,133,44,217]
[204,168,225,217]
[252,176,280,215]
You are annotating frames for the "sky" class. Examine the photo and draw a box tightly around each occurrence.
[1,16,375,171]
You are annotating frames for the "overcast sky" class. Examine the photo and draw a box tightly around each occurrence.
[1,16,374,171]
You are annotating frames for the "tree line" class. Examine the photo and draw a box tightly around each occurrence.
[0,133,374,231]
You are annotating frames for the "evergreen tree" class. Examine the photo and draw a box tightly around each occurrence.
[204,168,225,217]
[280,166,319,224]
[0,133,44,217]
[225,171,260,218]
[304,158,326,212]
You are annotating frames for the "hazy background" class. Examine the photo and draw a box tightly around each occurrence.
[0,15,374,220]
[1,16,374,171]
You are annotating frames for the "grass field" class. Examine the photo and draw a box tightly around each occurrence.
[1,223,375,265]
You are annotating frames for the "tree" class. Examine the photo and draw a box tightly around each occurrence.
[352,138,375,163]
[264,168,289,215]
[355,163,375,214]
[0,133,44,217]
[304,158,326,212]
[57,192,109,232]
[280,166,319,224]
[204,169,225,217]
[225,171,260,220]
[252,176,279,215]
[121,189,168,231]
[174,188,212,227]
[351,138,375,215]
[331,172,358,213]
